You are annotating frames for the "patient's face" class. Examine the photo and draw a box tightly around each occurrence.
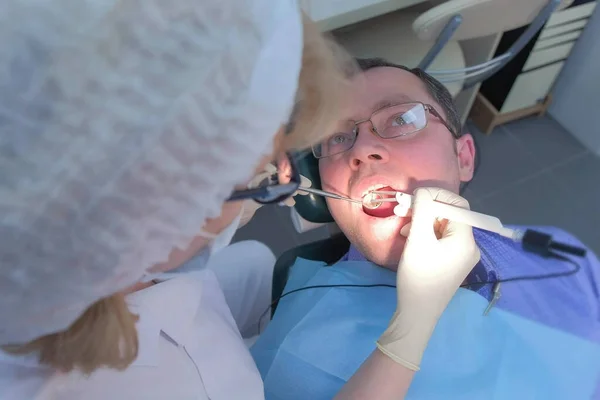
[318,67,475,269]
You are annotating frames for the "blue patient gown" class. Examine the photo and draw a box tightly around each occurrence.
[251,228,600,399]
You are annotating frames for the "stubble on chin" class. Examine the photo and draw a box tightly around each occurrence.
[347,222,407,270]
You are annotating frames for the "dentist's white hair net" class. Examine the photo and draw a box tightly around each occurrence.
[0,0,302,345]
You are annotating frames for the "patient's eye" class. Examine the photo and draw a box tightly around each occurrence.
[392,115,408,127]
[329,133,351,145]
[381,104,426,138]
[317,127,357,157]
[332,135,346,143]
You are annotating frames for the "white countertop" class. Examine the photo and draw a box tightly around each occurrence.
[306,0,428,31]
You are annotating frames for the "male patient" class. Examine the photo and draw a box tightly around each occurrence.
[321,57,599,333]
[251,58,600,397]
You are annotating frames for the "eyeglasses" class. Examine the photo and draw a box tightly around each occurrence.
[312,102,458,159]
[226,152,301,204]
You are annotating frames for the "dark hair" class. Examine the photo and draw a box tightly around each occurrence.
[356,58,462,137]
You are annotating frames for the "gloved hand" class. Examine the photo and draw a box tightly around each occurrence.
[280,174,312,207]
[238,164,312,227]
[376,187,481,371]
[262,160,312,207]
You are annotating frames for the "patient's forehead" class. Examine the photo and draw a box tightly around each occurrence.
[348,67,437,117]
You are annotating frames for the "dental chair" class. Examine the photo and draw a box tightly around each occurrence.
[271,154,350,312]
[271,1,577,304]
[272,143,483,313]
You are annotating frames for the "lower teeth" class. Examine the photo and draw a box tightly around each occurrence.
[362,193,383,209]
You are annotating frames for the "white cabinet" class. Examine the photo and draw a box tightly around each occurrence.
[502,62,564,113]
[500,1,596,113]
[472,0,597,133]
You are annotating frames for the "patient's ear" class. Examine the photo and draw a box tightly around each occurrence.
[456,133,475,182]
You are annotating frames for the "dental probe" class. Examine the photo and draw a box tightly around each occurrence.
[366,190,519,240]
[297,186,363,204]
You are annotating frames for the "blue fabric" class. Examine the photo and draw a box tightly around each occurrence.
[252,226,600,399]
[343,226,600,343]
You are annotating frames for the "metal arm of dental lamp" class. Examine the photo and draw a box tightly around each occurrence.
[421,0,563,88]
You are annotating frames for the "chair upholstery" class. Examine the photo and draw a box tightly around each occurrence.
[270,153,350,313]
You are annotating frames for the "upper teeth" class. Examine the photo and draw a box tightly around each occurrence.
[363,185,387,197]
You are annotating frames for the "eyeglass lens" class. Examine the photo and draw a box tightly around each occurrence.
[312,102,428,159]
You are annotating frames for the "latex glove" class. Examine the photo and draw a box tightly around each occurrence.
[280,174,311,207]
[247,162,312,206]
[265,160,313,207]
[376,187,481,371]
[239,164,312,226]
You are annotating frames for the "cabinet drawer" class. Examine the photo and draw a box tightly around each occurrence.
[540,18,588,39]
[546,1,596,28]
[534,30,582,51]
[501,62,564,114]
[523,41,574,71]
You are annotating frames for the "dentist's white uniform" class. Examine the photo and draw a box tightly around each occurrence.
[0,240,276,400]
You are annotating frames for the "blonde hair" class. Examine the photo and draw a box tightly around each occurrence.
[280,13,355,152]
[3,293,139,374]
[3,15,353,373]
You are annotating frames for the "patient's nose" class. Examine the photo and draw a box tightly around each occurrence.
[348,128,389,169]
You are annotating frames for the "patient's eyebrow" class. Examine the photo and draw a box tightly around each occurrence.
[372,95,415,112]
[333,94,417,126]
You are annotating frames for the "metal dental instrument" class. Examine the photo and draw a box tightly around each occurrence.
[369,190,519,240]
[362,190,403,209]
[483,282,502,316]
[370,191,398,196]
[298,186,363,204]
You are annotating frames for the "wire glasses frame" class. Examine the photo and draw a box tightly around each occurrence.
[312,102,459,159]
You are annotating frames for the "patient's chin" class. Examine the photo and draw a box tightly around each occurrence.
[355,222,407,270]
[335,209,409,267]
[383,238,406,269]
[359,237,405,270]
[365,215,409,242]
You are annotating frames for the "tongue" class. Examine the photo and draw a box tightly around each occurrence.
[363,186,397,218]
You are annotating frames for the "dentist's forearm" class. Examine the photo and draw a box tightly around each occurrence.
[334,349,414,400]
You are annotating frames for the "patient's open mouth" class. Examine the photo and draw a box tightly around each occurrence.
[362,186,397,218]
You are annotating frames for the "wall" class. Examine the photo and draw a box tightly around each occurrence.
[304,0,425,31]
[548,5,600,156]
[331,7,501,125]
